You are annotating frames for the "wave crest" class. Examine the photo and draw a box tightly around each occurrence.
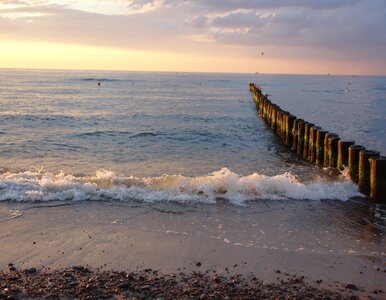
[0,168,361,205]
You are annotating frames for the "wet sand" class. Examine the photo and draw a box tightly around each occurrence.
[0,199,385,298]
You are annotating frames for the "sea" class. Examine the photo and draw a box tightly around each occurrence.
[0,69,385,204]
[1,68,385,264]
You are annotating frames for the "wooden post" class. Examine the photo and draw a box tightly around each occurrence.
[358,150,380,195]
[315,129,328,166]
[291,119,303,152]
[297,120,305,157]
[270,105,277,130]
[324,133,338,167]
[282,114,288,143]
[303,122,314,160]
[285,114,296,147]
[308,126,320,164]
[328,136,340,168]
[369,156,386,202]
[281,111,289,142]
[270,104,275,127]
[337,140,355,170]
[264,100,270,122]
[275,107,280,133]
[348,145,366,183]
[278,110,285,140]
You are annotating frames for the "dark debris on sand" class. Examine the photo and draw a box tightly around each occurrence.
[0,265,370,299]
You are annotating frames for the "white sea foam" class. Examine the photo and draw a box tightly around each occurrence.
[0,168,362,205]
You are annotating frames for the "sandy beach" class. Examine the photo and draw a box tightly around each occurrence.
[1,199,384,298]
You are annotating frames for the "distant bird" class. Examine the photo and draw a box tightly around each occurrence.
[261,51,264,56]
[97,82,101,86]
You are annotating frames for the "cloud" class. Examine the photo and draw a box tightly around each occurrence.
[187,15,208,28]
[0,0,385,72]
[190,0,386,61]
[211,11,271,29]
[165,0,362,12]
[0,0,165,17]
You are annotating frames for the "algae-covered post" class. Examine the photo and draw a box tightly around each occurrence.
[348,145,366,183]
[308,126,320,164]
[328,135,340,168]
[303,122,314,160]
[285,114,296,147]
[358,150,380,195]
[369,156,386,202]
[315,129,328,166]
[337,140,355,170]
[324,133,338,167]
[296,120,306,157]
[291,119,303,152]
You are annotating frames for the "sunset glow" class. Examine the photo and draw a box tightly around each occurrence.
[1,0,385,75]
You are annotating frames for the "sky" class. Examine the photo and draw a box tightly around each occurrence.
[0,0,385,75]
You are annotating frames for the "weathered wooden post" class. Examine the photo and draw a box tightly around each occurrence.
[303,122,314,160]
[308,126,320,164]
[291,118,303,152]
[267,103,273,125]
[315,129,328,166]
[263,99,270,122]
[271,105,280,131]
[369,156,386,202]
[328,136,340,168]
[348,145,366,183]
[324,133,338,167]
[258,95,265,115]
[285,114,296,147]
[276,110,282,138]
[297,120,306,157]
[275,106,280,132]
[337,140,355,170]
[280,111,289,142]
[358,150,380,195]
[266,103,271,125]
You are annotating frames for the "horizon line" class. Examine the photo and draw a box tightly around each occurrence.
[1,66,385,77]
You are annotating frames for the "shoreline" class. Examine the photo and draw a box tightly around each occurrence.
[1,266,381,299]
[1,199,385,299]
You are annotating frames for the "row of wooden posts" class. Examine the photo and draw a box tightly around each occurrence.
[249,83,385,202]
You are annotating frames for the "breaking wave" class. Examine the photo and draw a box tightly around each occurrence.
[0,168,361,205]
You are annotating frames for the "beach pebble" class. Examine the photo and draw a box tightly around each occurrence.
[26,267,37,274]
[345,283,358,290]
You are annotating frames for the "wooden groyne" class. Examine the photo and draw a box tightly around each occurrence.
[249,83,385,202]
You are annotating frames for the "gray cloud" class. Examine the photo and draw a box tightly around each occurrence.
[0,0,385,69]
[165,0,362,12]
[211,11,270,29]
[188,15,208,28]
[198,0,386,61]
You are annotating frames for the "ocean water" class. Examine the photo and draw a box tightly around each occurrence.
[0,69,385,204]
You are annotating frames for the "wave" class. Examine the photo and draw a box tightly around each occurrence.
[72,131,161,138]
[0,168,361,205]
[81,78,119,82]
